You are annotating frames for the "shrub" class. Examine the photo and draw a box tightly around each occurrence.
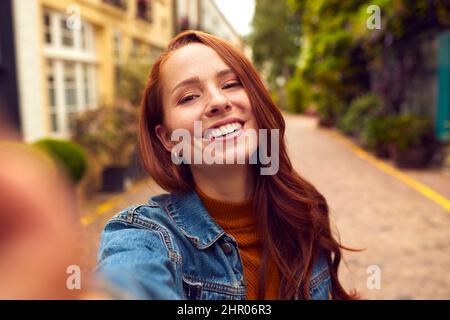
[286,76,309,113]
[384,113,435,150]
[117,60,153,107]
[72,104,138,167]
[315,92,344,126]
[361,116,394,150]
[338,94,383,136]
[32,138,87,184]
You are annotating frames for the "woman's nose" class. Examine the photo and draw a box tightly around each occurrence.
[204,90,231,117]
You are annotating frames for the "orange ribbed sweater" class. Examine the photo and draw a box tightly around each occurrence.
[195,186,279,300]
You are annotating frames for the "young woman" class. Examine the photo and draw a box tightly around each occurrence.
[96,30,357,300]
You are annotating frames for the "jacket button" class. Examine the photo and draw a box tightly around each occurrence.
[221,242,233,254]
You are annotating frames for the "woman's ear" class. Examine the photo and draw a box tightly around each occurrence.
[155,124,173,153]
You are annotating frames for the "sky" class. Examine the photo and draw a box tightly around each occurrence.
[213,0,255,37]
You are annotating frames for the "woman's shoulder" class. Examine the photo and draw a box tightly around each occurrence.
[104,192,175,231]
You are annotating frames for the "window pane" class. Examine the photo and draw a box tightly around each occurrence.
[64,62,77,108]
[44,13,52,44]
[81,24,87,50]
[83,64,90,104]
[90,66,97,107]
[51,114,58,132]
[47,62,56,107]
[61,18,74,47]
[48,88,56,107]
[137,0,152,22]
[47,60,58,132]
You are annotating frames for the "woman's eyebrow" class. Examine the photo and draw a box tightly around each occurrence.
[170,69,236,94]
[171,77,200,94]
[216,68,235,78]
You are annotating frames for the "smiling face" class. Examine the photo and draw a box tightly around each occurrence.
[156,43,259,167]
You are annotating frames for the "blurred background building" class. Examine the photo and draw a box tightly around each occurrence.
[175,0,243,50]
[0,0,21,131]
[2,0,243,142]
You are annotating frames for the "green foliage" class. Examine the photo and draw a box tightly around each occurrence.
[72,104,138,167]
[383,113,434,150]
[118,60,152,107]
[249,0,301,88]
[32,138,87,184]
[314,92,344,126]
[270,91,280,108]
[361,115,394,150]
[338,94,383,136]
[287,0,372,120]
[287,0,450,120]
[286,75,309,113]
[362,113,435,151]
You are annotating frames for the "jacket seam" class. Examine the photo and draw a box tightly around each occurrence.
[182,274,246,296]
[110,206,183,265]
[310,267,330,290]
[164,201,225,250]
[163,204,202,247]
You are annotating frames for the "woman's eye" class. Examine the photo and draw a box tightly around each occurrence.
[222,81,241,89]
[179,95,197,105]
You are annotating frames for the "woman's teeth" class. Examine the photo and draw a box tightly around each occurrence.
[204,122,242,140]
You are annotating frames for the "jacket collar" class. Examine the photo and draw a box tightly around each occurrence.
[151,189,226,250]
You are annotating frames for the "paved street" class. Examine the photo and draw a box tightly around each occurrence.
[82,113,450,299]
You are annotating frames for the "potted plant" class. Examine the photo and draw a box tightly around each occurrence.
[339,93,383,140]
[384,113,436,168]
[72,104,138,192]
[315,93,344,128]
[361,116,393,158]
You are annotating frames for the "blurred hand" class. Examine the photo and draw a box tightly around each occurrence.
[0,130,84,299]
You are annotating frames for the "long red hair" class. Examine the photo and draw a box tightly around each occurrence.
[139,30,358,299]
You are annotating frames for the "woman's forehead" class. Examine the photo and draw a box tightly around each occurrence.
[161,44,229,83]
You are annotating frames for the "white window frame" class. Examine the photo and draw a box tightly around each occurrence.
[43,9,98,137]
[43,10,97,65]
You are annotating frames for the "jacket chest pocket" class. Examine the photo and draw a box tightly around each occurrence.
[182,276,246,300]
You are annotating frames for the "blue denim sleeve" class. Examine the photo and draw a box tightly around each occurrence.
[95,220,183,300]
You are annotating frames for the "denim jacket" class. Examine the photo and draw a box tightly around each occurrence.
[96,189,332,300]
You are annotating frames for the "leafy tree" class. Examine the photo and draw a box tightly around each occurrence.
[249,0,301,89]
[72,104,138,167]
[287,0,450,122]
[117,59,152,107]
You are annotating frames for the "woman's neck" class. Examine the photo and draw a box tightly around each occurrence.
[190,164,255,204]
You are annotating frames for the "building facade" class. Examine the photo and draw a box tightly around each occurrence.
[175,0,243,50]
[12,0,174,141]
